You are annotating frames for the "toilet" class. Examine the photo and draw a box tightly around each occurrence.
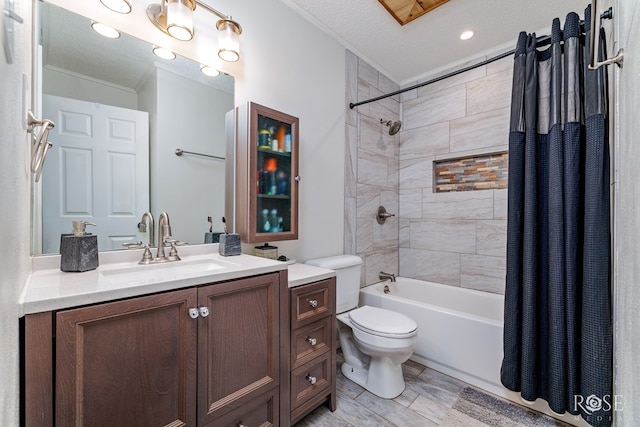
[305,255,418,399]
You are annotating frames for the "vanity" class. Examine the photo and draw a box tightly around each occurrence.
[22,248,337,427]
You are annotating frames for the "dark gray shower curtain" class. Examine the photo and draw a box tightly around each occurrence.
[501,6,612,427]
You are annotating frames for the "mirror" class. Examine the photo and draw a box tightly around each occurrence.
[34,1,234,255]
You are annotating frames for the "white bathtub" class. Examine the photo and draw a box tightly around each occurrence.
[360,278,589,426]
[359,277,505,395]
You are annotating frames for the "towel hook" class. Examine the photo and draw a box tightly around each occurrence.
[27,110,55,182]
[588,1,623,69]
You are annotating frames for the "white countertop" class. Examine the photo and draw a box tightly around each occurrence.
[20,245,287,316]
[287,262,336,288]
[20,245,337,316]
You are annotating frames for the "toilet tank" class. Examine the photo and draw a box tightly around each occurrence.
[305,255,362,314]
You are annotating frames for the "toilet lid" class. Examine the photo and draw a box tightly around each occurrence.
[349,306,417,336]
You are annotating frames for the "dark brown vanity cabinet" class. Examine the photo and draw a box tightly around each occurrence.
[24,272,285,427]
[288,278,337,424]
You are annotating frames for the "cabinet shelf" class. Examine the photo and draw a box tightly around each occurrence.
[257,146,292,158]
[258,194,291,200]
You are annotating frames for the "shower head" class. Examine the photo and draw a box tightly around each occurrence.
[380,119,402,135]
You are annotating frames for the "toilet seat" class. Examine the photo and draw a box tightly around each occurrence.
[348,306,417,339]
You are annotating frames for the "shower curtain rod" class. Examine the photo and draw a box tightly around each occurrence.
[349,9,611,110]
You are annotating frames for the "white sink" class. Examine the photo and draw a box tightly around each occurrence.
[101,257,239,284]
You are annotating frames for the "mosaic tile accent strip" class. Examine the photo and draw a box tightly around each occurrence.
[434,152,508,192]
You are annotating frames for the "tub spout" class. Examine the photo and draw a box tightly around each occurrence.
[379,271,396,282]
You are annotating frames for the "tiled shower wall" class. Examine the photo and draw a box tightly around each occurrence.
[345,50,400,286]
[398,56,512,294]
[345,50,512,294]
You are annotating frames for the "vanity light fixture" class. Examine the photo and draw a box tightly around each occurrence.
[153,46,176,60]
[216,18,241,62]
[200,65,220,77]
[91,21,121,39]
[460,30,474,41]
[146,0,242,62]
[147,0,195,41]
[100,0,132,14]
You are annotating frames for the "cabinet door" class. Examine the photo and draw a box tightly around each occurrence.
[198,273,280,425]
[235,102,299,243]
[56,288,198,427]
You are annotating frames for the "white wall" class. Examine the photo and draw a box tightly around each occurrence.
[0,0,32,425]
[216,0,347,261]
[43,67,138,109]
[150,66,231,244]
[614,0,640,422]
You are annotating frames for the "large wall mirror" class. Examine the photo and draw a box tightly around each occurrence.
[33,1,234,255]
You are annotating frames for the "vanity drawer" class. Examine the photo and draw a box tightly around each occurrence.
[290,352,331,409]
[291,317,331,369]
[290,279,334,329]
[209,388,279,427]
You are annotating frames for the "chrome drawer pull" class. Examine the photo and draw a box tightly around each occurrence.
[306,374,317,385]
[306,336,317,346]
[199,307,210,317]
[308,299,318,308]
[188,308,199,319]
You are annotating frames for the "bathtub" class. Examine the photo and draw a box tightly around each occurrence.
[359,277,505,395]
[360,278,590,426]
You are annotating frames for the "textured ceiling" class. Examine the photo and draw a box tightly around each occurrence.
[281,0,590,84]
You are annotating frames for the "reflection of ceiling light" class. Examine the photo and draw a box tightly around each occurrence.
[100,0,132,14]
[216,19,241,62]
[145,1,242,62]
[91,22,120,39]
[460,30,474,40]
[200,65,220,77]
[153,46,176,60]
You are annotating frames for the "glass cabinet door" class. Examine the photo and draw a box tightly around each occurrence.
[242,102,299,242]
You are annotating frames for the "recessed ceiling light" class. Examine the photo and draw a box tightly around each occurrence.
[460,30,474,41]
[153,46,176,60]
[91,22,120,39]
[100,0,132,14]
[200,65,220,77]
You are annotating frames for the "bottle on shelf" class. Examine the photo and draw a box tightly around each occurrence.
[269,209,279,232]
[261,209,271,232]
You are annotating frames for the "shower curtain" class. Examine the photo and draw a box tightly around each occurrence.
[501,6,612,427]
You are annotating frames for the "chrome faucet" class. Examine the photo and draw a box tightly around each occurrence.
[379,271,396,282]
[156,212,175,261]
[138,212,155,246]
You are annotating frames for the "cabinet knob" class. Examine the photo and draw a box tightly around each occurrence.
[238,424,248,427]
[308,299,318,308]
[199,307,210,317]
[188,308,200,319]
[306,336,317,346]
[294,175,302,182]
[306,374,317,385]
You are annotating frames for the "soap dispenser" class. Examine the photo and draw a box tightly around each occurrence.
[60,221,99,272]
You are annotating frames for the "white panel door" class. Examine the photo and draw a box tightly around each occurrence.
[41,95,149,253]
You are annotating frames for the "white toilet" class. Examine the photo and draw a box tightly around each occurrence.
[305,255,418,399]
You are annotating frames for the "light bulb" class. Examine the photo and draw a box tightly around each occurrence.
[167,0,194,41]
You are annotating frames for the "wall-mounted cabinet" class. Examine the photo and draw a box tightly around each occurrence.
[232,102,299,243]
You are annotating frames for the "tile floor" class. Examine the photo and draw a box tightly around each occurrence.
[294,351,569,426]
